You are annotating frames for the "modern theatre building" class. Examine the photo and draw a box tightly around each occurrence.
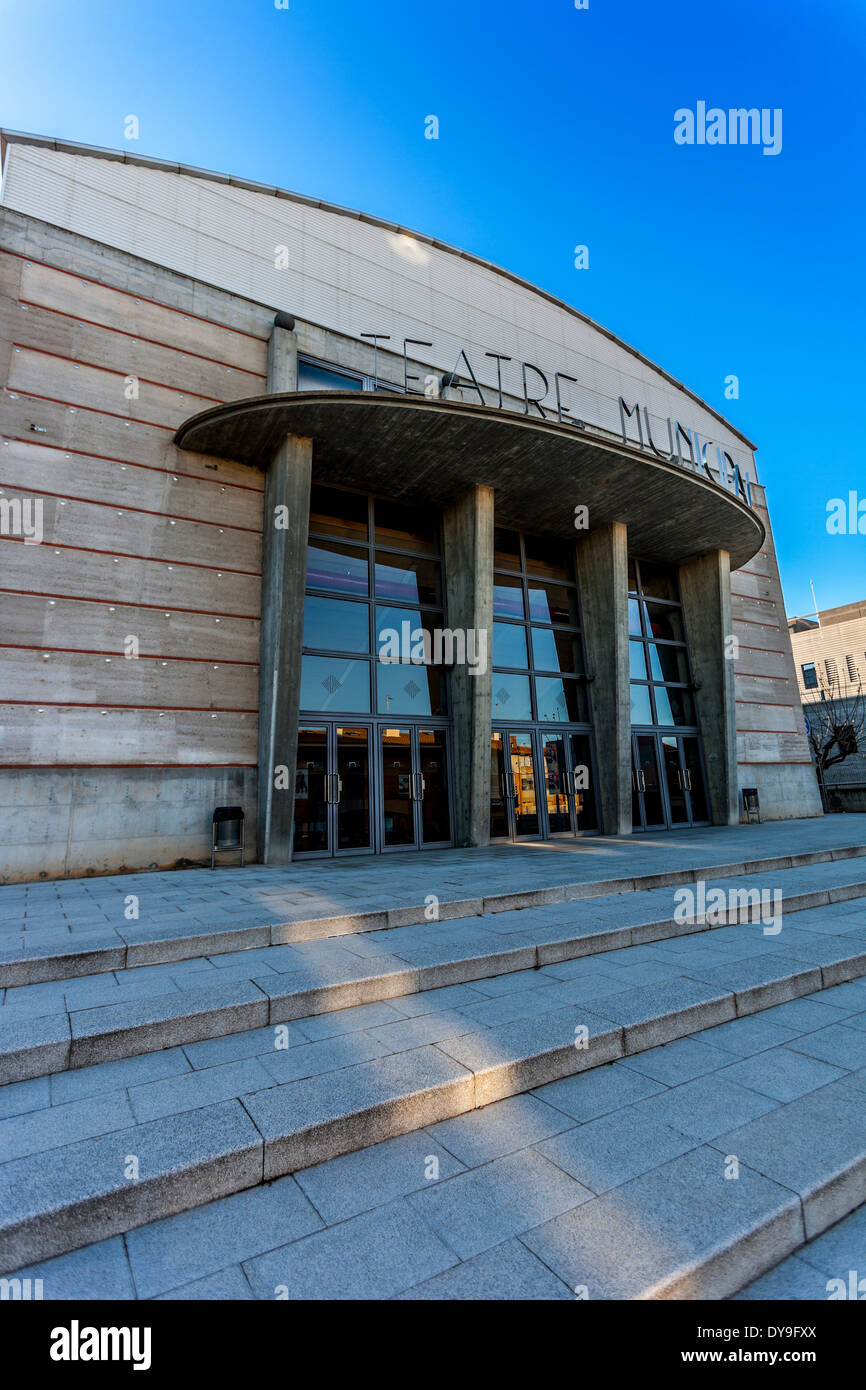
[0,132,822,880]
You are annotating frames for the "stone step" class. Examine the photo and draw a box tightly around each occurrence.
[2,842,865,988]
[2,936,866,1274]
[3,866,866,1084]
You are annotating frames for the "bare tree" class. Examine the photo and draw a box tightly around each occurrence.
[803,670,866,811]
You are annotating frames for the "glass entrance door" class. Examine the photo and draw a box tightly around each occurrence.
[632,732,710,830]
[538,731,599,837]
[632,733,666,829]
[293,725,372,856]
[490,729,540,840]
[379,726,452,851]
[492,728,599,841]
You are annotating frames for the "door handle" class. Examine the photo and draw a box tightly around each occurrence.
[411,773,426,801]
[327,773,342,804]
[684,769,692,791]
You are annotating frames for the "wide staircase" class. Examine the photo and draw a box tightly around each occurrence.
[2,836,866,1298]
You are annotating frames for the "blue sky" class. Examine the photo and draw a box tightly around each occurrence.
[1,0,863,615]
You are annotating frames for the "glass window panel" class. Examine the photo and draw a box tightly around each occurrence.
[376,660,444,716]
[493,622,528,669]
[303,595,369,653]
[293,728,329,854]
[336,727,371,850]
[298,360,364,392]
[648,642,690,684]
[628,597,643,636]
[493,575,525,621]
[374,498,439,554]
[630,683,654,724]
[374,552,440,605]
[306,540,369,597]
[524,534,573,582]
[531,627,582,675]
[637,560,679,602]
[645,602,685,643]
[570,733,598,831]
[528,582,579,626]
[300,655,370,713]
[308,484,368,541]
[492,673,532,720]
[627,557,638,593]
[493,527,521,571]
[535,676,587,723]
[654,686,695,727]
[629,640,649,680]
[375,606,441,662]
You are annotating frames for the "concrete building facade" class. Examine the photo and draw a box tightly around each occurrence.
[0,132,821,880]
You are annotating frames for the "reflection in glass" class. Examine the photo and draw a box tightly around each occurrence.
[493,528,521,571]
[645,603,685,643]
[629,641,648,680]
[381,728,414,847]
[661,736,689,823]
[418,729,451,842]
[300,655,370,713]
[524,535,573,582]
[293,728,328,853]
[628,598,642,635]
[630,683,654,725]
[509,733,539,835]
[298,361,364,392]
[494,622,528,669]
[638,560,679,602]
[647,642,689,684]
[489,731,510,838]
[653,685,694,727]
[535,676,586,723]
[336,727,371,849]
[531,627,581,674]
[374,499,438,554]
[374,552,440,605]
[541,733,571,832]
[527,582,579,626]
[377,660,444,716]
[682,737,709,821]
[492,673,532,720]
[493,575,525,620]
[634,735,665,825]
[304,595,369,653]
[308,484,367,540]
[306,541,368,596]
[570,733,598,831]
[375,607,440,660]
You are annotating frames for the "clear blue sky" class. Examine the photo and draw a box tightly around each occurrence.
[1,0,863,616]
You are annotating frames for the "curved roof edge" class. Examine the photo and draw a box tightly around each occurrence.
[0,127,757,452]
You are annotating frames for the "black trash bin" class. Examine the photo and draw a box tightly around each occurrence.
[211,806,245,868]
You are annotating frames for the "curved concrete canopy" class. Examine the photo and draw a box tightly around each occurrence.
[175,392,765,569]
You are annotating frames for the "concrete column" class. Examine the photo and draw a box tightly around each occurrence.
[257,317,310,865]
[679,549,739,826]
[442,485,494,847]
[574,522,632,835]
